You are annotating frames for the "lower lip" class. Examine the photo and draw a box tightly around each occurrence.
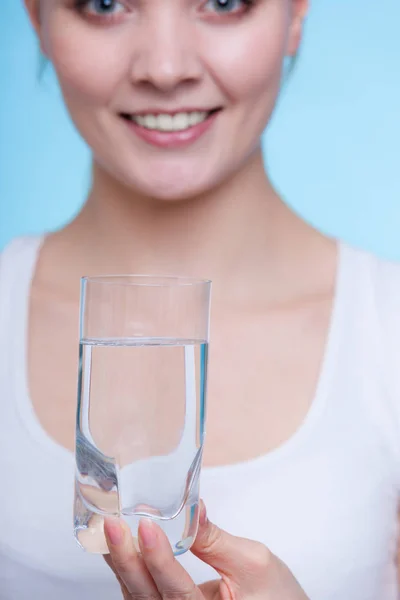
[122,111,220,149]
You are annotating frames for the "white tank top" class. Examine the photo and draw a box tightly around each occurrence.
[1,235,400,600]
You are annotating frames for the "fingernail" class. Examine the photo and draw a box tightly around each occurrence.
[105,518,124,547]
[139,518,158,550]
[199,500,208,526]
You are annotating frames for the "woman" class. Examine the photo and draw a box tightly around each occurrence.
[1,0,399,598]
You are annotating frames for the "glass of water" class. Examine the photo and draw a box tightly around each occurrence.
[73,274,211,556]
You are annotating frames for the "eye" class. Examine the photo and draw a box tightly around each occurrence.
[76,0,126,16]
[202,0,253,15]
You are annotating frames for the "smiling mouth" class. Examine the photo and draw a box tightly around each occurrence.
[120,109,221,133]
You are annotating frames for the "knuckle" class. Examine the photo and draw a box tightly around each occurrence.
[113,551,138,575]
[162,585,197,600]
[150,553,174,575]
[202,523,223,555]
[247,543,272,574]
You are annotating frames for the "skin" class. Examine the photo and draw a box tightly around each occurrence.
[21,0,397,597]
[103,503,309,599]
[30,0,304,201]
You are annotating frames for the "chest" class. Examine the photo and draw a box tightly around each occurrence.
[3,277,400,599]
[28,292,333,465]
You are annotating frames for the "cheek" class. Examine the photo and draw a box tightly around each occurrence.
[201,4,289,105]
[43,15,128,106]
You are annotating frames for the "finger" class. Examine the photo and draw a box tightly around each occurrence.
[103,554,131,600]
[199,579,231,600]
[138,518,202,600]
[191,501,272,590]
[104,517,160,599]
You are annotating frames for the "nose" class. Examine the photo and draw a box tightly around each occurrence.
[129,11,203,92]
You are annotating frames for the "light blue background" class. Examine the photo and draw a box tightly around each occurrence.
[1,1,399,257]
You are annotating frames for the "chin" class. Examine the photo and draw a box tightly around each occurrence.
[129,177,215,203]
[108,161,226,204]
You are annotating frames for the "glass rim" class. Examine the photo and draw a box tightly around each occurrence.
[81,274,212,287]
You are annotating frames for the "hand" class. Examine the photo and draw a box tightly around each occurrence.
[103,502,309,600]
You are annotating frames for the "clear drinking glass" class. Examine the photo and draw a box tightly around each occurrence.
[73,275,211,556]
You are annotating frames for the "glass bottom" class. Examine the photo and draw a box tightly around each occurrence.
[73,487,200,556]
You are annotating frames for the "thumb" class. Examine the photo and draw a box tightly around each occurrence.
[191,501,272,588]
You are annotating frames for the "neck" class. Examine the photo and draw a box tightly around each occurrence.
[63,148,324,305]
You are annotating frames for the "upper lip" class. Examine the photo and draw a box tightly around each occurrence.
[121,107,221,117]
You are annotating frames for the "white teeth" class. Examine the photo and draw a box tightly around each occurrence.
[132,111,209,132]
[158,114,173,131]
[145,114,157,129]
[189,112,203,126]
[173,113,191,131]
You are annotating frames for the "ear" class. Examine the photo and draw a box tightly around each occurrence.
[287,0,309,56]
[24,0,48,55]
[24,0,41,32]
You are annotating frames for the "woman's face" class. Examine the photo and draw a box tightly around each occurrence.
[28,0,307,200]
